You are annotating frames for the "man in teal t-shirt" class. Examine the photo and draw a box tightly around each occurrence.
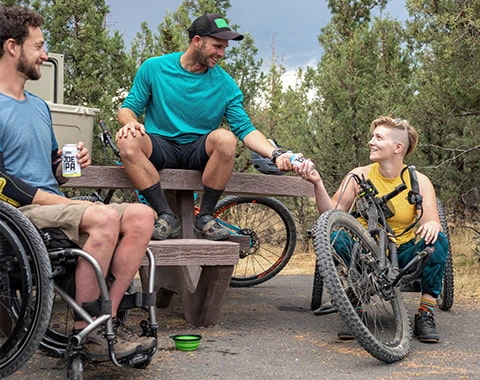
[117,14,300,241]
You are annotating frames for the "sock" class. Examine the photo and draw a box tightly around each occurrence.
[139,182,172,216]
[198,185,224,218]
[418,297,435,314]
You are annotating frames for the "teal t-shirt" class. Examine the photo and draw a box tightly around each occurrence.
[0,91,61,195]
[121,52,256,144]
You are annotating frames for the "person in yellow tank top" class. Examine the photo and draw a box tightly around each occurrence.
[296,116,448,344]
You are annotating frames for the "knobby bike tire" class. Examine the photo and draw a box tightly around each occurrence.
[313,209,412,363]
[214,196,296,287]
[436,199,454,311]
[308,222,326,312]
[0,202,53,378]
[311,254,324,310]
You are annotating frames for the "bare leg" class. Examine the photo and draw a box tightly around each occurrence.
[108,204,155,316]
[74,204,121,330]
[202,129,237,189]
[117,132,159,191]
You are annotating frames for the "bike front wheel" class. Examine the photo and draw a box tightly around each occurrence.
[214,196,296,287]
[313,209,412,363]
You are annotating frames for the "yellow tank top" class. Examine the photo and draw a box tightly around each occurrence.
[361,163,416,246]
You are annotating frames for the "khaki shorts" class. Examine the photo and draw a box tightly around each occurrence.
[19,202,128,247]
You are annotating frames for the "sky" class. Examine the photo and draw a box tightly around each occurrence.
[105,0,409,71]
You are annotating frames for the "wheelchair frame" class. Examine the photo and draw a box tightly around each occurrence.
[0,201,158,379]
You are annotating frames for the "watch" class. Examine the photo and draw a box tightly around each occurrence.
[271,148,289,164]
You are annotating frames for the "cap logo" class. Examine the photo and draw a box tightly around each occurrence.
[214,18,229,29]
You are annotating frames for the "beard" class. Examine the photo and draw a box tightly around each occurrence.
[17,48,41,81]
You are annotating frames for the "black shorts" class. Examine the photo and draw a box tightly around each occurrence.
[148,133,209,170]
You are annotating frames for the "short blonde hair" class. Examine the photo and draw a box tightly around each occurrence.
[370,116,418,157]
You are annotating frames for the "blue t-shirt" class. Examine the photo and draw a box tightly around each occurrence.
[121,52,256,144]
[0,91,61,195]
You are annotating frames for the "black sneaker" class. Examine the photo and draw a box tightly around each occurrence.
[194,215,230,241]
[337,326,355,341]
[337,309,364,341]
[414,311,439,343]
[152,213,180,240]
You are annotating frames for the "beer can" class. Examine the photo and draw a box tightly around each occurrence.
[290,153,314,168]
[62,144,81,177]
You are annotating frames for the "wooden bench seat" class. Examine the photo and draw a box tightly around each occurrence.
[63,167,314,327]
[140,239,239,327]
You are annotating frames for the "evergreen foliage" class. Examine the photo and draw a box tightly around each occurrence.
[1,0,478,223]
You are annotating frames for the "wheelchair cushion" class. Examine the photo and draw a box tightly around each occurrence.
[41,227,80,249]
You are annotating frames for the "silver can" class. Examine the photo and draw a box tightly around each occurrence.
[62,144,81,177]
[290,153,314,168]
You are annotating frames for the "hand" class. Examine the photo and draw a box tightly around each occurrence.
[116,120,146,139]
[76,141,91,169]
[274,152,293,171]
[294,160,322,186]
[416,220,442,245]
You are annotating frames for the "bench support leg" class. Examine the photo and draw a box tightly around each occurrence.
[139,265,234,327]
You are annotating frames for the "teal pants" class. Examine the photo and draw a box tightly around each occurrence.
[332,231,449,298]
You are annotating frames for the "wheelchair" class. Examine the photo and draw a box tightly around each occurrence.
[0,201,158,379]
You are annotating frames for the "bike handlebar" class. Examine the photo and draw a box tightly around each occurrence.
[98,120,120,158]
[353,165,423,237]
[407,165,423,210]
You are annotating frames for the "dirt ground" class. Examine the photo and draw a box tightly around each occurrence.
[9,229,480,379]
[13,272,480,380]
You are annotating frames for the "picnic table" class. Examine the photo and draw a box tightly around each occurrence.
[63,167,315,326]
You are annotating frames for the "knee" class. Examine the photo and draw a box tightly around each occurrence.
[209,130,237,158]
[122,204,155,237]
[429,232,449,266]
[84,205,120,242]
[117,134,146,161]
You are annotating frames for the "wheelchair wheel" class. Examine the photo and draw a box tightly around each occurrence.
[314,209,412,363]
[214,196,296,287]
[436,199,454,310]
[67,352,84,380]
[310,260,324,310]
[0,202,53,378]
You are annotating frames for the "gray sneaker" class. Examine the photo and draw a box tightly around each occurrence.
[81,326,140,361]
[194,215,230,241]
[152,213,180,240]
[113,319,157,351]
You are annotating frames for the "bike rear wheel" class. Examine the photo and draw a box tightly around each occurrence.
[214,196,296,287]
[436,199,454,310]
[314,209,412,363]
[0,202,53,377]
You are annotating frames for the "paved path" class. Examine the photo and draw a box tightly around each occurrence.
[12,275,480,379]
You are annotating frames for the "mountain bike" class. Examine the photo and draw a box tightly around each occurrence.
[310,197,454,313]
[90,121,297,287]
[312,165,448,363]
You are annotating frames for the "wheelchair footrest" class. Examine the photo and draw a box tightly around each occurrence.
[118,291,156,312]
